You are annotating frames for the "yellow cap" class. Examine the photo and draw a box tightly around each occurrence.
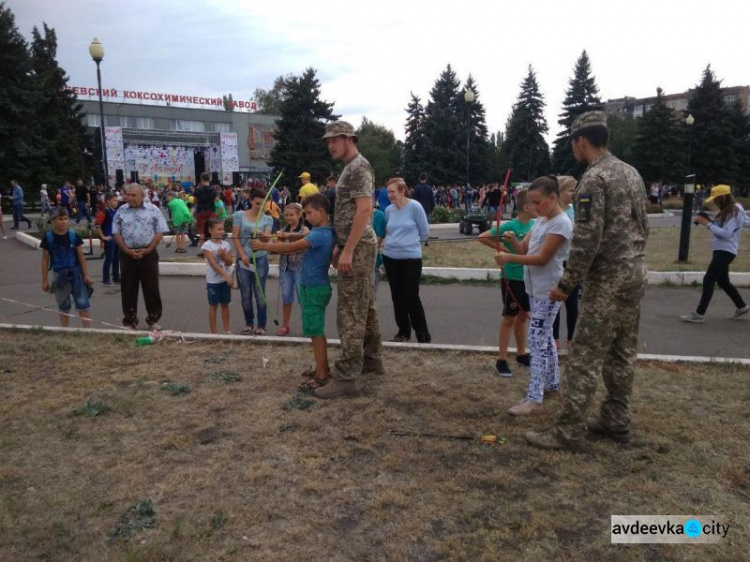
[299,172,311,179]
[705,184,732,204]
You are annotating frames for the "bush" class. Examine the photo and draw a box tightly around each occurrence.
[661,198,684,210]
[430,206,465,224]
[645,203,663,214]
[735,197,750,210]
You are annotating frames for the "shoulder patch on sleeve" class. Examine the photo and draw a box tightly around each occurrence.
[576,194,593,223]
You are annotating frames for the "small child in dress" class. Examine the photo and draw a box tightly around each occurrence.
[202,218,234,334]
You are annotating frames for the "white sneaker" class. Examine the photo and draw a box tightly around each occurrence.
[508,399,544,416]
[729,306,750,320]
[680,312,705,323]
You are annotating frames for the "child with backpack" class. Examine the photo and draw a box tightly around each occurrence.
[40,207,93,327]
[495,176,573,416]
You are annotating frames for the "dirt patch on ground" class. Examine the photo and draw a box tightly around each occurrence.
[0,330,748,561]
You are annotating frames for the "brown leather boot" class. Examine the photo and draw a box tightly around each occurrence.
[313,379,357,399]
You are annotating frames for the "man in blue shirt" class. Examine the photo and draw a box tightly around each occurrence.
[10,180,33,230]
[412,172,435,220]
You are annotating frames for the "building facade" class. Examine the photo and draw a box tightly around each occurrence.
[79,99,279,186]
[605,85,750,119]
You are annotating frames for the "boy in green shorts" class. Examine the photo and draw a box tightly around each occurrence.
[478,189,535,377]
[251,193,335,389]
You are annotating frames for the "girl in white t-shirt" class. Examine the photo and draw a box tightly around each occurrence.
[496,176,573,416]
[202,218,235,334]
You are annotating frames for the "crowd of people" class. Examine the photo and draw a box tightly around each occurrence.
[10,110,749,453]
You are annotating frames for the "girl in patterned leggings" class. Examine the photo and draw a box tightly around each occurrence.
[495,176,573,416]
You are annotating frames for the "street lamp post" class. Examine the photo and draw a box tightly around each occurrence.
[464,89,474,189]
[678,114,696,263]
[89,38,109,188]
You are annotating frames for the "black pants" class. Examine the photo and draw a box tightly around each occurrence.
[383,256,430,342]
[696,250,746,315]
[553,284,581,341]
[120,250,162,328]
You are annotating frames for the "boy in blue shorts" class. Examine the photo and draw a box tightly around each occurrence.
[251,193,335,390]
[40,207,93,327]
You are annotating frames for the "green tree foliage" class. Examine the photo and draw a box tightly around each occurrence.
[222,93,234,111]
[726,101,750,186]
[501,65,551,182]
[0,3,41,186]
[606,113,638,166]
[269,68,338,196]
[686,66,736,186]
[29,24,93,189]
[402,92,426,185]
[422,65,464,185]
[550,50,603,176]
[253,73,293,115]
[355,117,400,186]
[631,88,684,184]
[461,75,493,183]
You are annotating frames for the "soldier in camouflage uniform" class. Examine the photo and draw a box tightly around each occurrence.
[314,121,383,399]
[526,111,649,452]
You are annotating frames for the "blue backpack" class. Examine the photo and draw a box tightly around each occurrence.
[45,229,78,271]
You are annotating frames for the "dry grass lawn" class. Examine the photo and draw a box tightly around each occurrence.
[423,228,750,272]
[1,330,749,561]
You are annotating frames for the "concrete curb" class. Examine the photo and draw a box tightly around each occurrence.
[2,323,749,365]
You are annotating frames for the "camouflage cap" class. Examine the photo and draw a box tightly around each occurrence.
[570,110,608,135]
[322,120,358,140]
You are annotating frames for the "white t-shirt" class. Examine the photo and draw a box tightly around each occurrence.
[201,240,232,284]
[524,212,573,298]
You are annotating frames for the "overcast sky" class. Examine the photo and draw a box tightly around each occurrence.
[8,0,750,141]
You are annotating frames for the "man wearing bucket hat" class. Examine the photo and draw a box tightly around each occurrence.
[314,120,383,398]
[526,110,649,452]
[298,172,319,201]
[681,184,749,323]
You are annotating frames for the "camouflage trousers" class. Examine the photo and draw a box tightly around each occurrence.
[555,283,643,441]
[334,243,382,381]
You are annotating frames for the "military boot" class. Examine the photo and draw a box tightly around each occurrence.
[361,358,386,376]
[525,428,586,453]
[586,417,630,444]
[313,379,357,399]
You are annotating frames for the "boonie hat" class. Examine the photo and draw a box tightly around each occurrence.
[47,206,69,223]
[571,111,608,135]
[322,120,358,140]
[705,184,732,203]
[299,172,311,179]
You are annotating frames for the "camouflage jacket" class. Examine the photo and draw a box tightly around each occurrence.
[334,153,377,247]
[558,152,649,295]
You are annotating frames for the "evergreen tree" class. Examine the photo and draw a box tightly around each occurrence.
[606,114,638,166]
[402,92,425,185]
[0,3,40,187]
[631,88,684,184]
[460,75,492,183]
[355,117,400,186]
[30,23,93,189]
[726,101,750,186]
[253,73,293,115]
[550,51,602,175]
[501,66,551,182]
[422,64,464,185]
[686,66,739,186]
[269,68,338,196]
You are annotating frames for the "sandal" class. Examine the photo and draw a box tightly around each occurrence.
[298,375,330,391]
[276,325,290,336]
[254,328,266,336]
[299,366,316,378]
[241,327,254,335]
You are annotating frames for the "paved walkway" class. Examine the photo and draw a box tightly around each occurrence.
[1,236,749,359]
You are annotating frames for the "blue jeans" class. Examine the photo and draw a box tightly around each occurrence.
[464,196,473,212]
[40,200,51,218]
[76,201,92,224]
[12,204,31,228]
[280,268,301,305]
[237,255,269,328]
[102,240,120,283]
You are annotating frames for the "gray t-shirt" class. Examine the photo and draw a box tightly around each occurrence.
[524,212,573,298]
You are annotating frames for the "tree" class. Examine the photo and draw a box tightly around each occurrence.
[726,101,750,186]
[550,51,603,176]
[422,64,464,185]
[29,23,93,189]
[222,94,234,111]
[0,3,41,187]
[501,66,551,182]
[253,73,293,115]
[269,68,338,196]
[402,92,426,185]
[355,117,400,186]
[631,88,684,185]
[460,74,493,183]
[606,113,638,166]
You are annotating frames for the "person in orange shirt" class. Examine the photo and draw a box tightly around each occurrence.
[265,199,281,232]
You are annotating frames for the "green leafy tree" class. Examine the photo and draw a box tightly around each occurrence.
[501,66,551,182]
[402,92,426,185]
[631,88,684,184]
[222,93,234,111]
[0,3,41,188]
[606,113,638,166]
[30,23,93,189]
[460,74,493,183]
[550,50,603,176]
[253,73,293,115]
[355,117,400,186]
[422,64,464,185]
[269,68,337,197]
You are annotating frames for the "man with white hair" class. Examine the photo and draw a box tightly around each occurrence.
[112,183,169,330]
